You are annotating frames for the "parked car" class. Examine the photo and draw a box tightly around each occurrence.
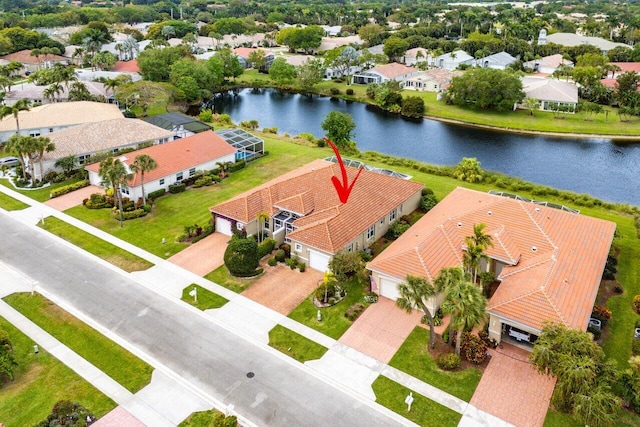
[0,156,19,167]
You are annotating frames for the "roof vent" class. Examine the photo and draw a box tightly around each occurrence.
[487,211,492,216]
[532,246,538,252]
[457,222,462,227]
[535,207,540,213]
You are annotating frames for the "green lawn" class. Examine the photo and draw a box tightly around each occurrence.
[39,217,153,273]
[65,137,331,258]
[388,327,482,402]
[178,409,233,427]
[0,176,85,202]
[268,325,328,363]
[181,284,228,310]
[3,293,154,394]
[204,265,259,293]
[0,192,28,210]
[0,316,115,427]
[287,277,368,340]
[543,407,640,427]
[372,376,461,427]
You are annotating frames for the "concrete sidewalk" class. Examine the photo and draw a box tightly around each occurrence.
[0,183,511,427]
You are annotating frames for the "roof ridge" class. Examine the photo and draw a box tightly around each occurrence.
[492,225,518,264]
[414,246,434,283]
[499,255,553,279]
[519,202,557,250]
[539,262,570,327]
[440,223,464,265]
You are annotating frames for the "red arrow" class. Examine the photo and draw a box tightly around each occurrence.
[325,138,363,204]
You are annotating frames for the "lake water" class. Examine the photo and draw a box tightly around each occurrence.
[213,88,639,206]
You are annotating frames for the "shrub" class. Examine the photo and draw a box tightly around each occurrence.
[36,401,96,427]
[420,194,437,212]
[83,193,112,209]
[168,183,186,193]
[279,243,291,258]
[363,292,378,304]
[229,161,246,172]
[461,332,488,364]
[267,257,277,267]
[316,139,326,147]
[193,176,213,188]
[274,249,286,262]
[263,127,278,134]
[199,109,213,122]
[285,257,298,269]
[385,222,410,240]
[421,187,434,196]
[49,180,89,198]
[143,204,152,213]
[633,339,640,356]
[224,238,260,276]
[346,88,354,95]
[148,188,166,200]
[587,325,602,340]
[330,87,340,95]
[315,283,337,302]
[344,303,365,321]
[257,238,277,258]
[329,251,364,281]
[435,353,461,371]
[591,305,612,325]
[112,208,147,221]
[614,285,623,294]
[442,329,450,344]
[634,295,640,315]
[401,95,426,118]
[298,262,306,272]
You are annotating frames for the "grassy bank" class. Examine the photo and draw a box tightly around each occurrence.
[268,325,328,363]
[4,293,154,393]
[0,316,115,427]
[0,192,28,210]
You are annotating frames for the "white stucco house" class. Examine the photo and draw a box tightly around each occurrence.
[520,77,579,113]
[85,130,236,202]
[433,50,474,71]
[523,54,574,74]
[352,63,419,85]
[403,69,462,92]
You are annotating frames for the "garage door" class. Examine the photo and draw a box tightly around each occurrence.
[309,250,331,272]
[379,277,401,301]
[215,217,232,236]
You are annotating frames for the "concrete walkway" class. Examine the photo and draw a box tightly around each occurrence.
[0,183,514,427]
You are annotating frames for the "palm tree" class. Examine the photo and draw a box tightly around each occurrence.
[4,134,30,179]
[33,136,55,181]
[397,275,437,349]
[99,157,132,227]
[434,266,468,345]
[440,280,487,355]
[463,223,493,284]
[129,154,157,206]
[256,211,269,242]
[1,98,32,136]
[104,78,120,99]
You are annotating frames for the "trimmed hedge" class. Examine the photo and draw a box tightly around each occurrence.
[169,183,186,193]
[49,180,89,198]
[224,238,260,276]
[229,161,246,172]
[112,208,148,221]
[257,238,277,258]
[148,189,166,200]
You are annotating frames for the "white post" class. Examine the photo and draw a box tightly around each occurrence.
[404,392,414,412]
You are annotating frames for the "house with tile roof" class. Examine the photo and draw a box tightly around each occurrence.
[85,130,236,202]
[5,81,113,106]
[523,54,574,74]
[0,49,68,73]
[210,159,423,272]
[352,63,419,85]
[367,187,616,347]
[543,33,629,55]
[0,101,124,143]
[403,69,462,92]
[37,118,174,180]
[520,77,578,113]
[232,47,275,72]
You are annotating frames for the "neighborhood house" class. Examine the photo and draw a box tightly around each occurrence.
[520,77,579,113]
[210,159,423,272]
[367,187,616,347]
[353,62,419,85]
[85,130,236,202]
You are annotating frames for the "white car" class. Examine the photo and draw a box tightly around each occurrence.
[0,156,19,167]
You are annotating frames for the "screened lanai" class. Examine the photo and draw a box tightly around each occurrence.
[215,128,264,162]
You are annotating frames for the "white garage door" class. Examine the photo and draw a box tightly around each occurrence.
[309,250,331,272]
[215,217,233,236]
[379,277,401,301]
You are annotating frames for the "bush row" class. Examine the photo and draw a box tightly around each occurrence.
[169,183,186,193]
[112,208,148,221]
[49,180,89,198]
[148,188,166,200]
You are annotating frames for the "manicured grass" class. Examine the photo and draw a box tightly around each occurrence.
[388,327,482,402]
[0,176,85,202]
[372,376,461,427]
[204,265,258,293]
[0,316,115,427]
[543,407,640,427]
[178,409,232,427]
[268,324,328,363]
[3,293,154,393]
[65,137,332,258]
[0,192,28,210]
[181,284,228,310]
[38,216,153,273]
[287,277,368,340]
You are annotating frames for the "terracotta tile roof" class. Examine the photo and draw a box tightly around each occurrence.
[112,60,140,73]
[210,159,423,253]
[44,118,174,160]
[610,62,640,73]
[85,130,236,187]
[0,49,68,64]
[7,81,109,101]
[367,187,616,332]
[232,47,272,58]
[369,62,418,79]
[0,101,123,132]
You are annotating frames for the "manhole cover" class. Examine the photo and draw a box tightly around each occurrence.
[246,372,255,378]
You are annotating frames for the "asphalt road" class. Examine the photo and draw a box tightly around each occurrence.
[0,214,405,426]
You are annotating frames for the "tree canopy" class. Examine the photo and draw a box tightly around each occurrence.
[321,111,356,148]
[446,68,524,112]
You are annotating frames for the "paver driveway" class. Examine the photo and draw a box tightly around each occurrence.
[470,343,556,427]
[44,185,103,211]
[167,232,229,276]
[241,264,323,315]
[338,297,423,363]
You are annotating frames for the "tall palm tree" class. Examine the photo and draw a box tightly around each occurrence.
[1,98,32,136]
[4,134,30,179]
[129,154,157,206]
[99,157,132,228]
[397,275,437,349]
[434,266,468,345]
[33,136,55,181]
[256,211,270,242]
[440,280,487,355]
[464,223,493,284]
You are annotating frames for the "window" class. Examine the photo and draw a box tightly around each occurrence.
[112,148,119,153]
[49,128,54,133]
[379,216,385,225]
[189,168,196,177]
[366,225,375,240]
[294,243,302,252]
[121,186,129,195]
[389,208,397,222]
[176,172,183,181]
[236,222,243,230]
[263,218,269,229]
[159,178,165,185]
[347,243,354,252]
[29,131,40,137]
